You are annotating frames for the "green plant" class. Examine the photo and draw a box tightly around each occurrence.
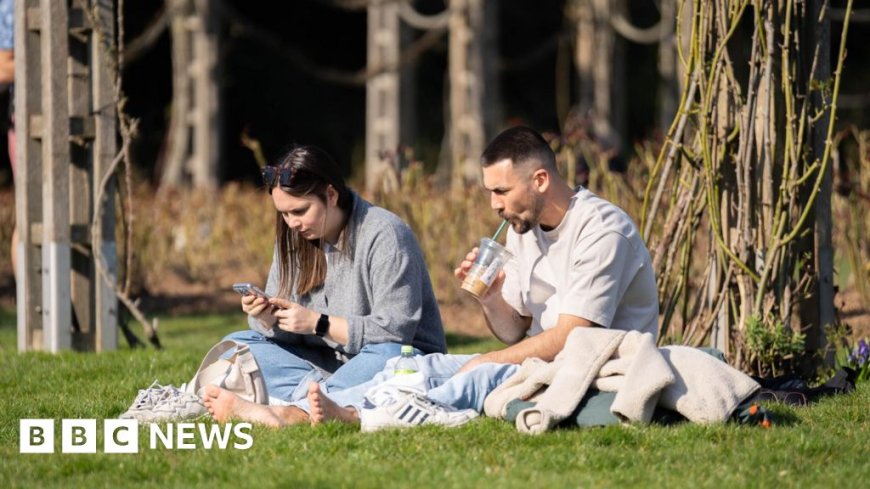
[744,314,806,377]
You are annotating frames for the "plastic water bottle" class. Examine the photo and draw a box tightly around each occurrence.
[393,345,418,375]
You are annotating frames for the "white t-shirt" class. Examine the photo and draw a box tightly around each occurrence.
[501,187,659,339]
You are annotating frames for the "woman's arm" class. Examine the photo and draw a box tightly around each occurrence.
[265,228,426,352]
[341,226,432,354]
[265,299,350,345]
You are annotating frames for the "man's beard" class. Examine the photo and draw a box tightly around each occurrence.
[500,195,544,234]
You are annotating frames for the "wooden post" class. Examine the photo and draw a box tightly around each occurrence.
[573,0,594,116]
[191,0,219,189]
[365,1,400,194]
[481,0,500,141]
[591,0,615,146]
[399,18,416,159]
[573,0,618,145]
[448,0,485,190]
[91,0,118,352]
[40,0,72,352]
[14,0,44,351]
[69,0,93,349]
[163,0,191,187]
[162,0,219,189]
[15,0,117,352]
[658,0,678,131]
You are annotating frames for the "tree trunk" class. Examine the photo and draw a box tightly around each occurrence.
[799,0,834,373]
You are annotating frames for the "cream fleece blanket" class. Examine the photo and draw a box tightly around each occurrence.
[484,328,759,434]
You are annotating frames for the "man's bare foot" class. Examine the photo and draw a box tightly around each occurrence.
[307,382,359,426]
[202,385,285,427]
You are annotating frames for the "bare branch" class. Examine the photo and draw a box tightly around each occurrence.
[124,3,170,64]
[85,0,162,348]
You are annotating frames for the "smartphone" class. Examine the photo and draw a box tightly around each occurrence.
[232,282,271,300]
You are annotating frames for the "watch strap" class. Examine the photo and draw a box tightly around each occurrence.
[315,313,330,337]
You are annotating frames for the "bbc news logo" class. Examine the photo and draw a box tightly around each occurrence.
[20,419,254,454]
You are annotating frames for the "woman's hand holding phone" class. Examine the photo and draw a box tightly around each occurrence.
[239,294,277,330]
[241,293,270,314]
[234,283,280,329]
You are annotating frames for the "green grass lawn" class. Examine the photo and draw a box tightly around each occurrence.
[0,307,868,489]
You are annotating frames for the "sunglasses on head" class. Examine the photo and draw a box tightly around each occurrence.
[262,166,294,187]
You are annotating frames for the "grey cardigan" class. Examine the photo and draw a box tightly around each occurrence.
[250,191,447,355]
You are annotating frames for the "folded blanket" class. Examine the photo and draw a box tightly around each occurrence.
[484,328,760,434]
[598,331,675,423]
[658,346,759,423]
[483,328,626,434]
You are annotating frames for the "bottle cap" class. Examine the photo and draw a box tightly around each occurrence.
[401,345,414,355]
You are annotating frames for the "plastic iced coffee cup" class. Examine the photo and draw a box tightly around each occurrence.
[461,237,513,299]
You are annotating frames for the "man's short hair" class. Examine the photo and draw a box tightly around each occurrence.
[481,126,557,171]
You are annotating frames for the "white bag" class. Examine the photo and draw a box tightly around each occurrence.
[188,340,269,404]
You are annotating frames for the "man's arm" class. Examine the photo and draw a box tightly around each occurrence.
[455,249,532,344]
[477,278,532,344]
[458,313,598,373]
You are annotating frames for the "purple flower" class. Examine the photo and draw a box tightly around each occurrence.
[851,339,869,366]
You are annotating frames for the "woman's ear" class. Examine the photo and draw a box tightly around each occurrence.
[326,185,339,206]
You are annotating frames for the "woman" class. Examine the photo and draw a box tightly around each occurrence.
[215,145,446,414]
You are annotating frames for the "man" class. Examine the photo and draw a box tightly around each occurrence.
[452,125,658,374]
[203,126,659,428]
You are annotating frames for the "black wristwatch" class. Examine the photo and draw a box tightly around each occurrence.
[315,313,330,337]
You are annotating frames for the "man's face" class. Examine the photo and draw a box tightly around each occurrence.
[482,159,544,234]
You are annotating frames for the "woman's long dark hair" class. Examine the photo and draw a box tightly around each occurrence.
[267,145,353,297]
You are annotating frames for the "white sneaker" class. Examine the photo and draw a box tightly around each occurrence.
[119,380,207,423]
[359,385,478,432]
[119,381,176,418]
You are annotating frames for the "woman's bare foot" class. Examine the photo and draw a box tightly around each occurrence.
[271,405,310,425]
[202,385,286,427]
[307,382,359,425]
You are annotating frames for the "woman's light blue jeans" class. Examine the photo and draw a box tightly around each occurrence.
[224,329,405,404]
[290,352,519,413]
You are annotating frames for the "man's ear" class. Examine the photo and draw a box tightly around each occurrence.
[533,169,550,193]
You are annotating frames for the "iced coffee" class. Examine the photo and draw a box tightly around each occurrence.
[461,237,512,299]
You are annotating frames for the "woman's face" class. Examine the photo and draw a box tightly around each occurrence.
[271,186,338,242]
